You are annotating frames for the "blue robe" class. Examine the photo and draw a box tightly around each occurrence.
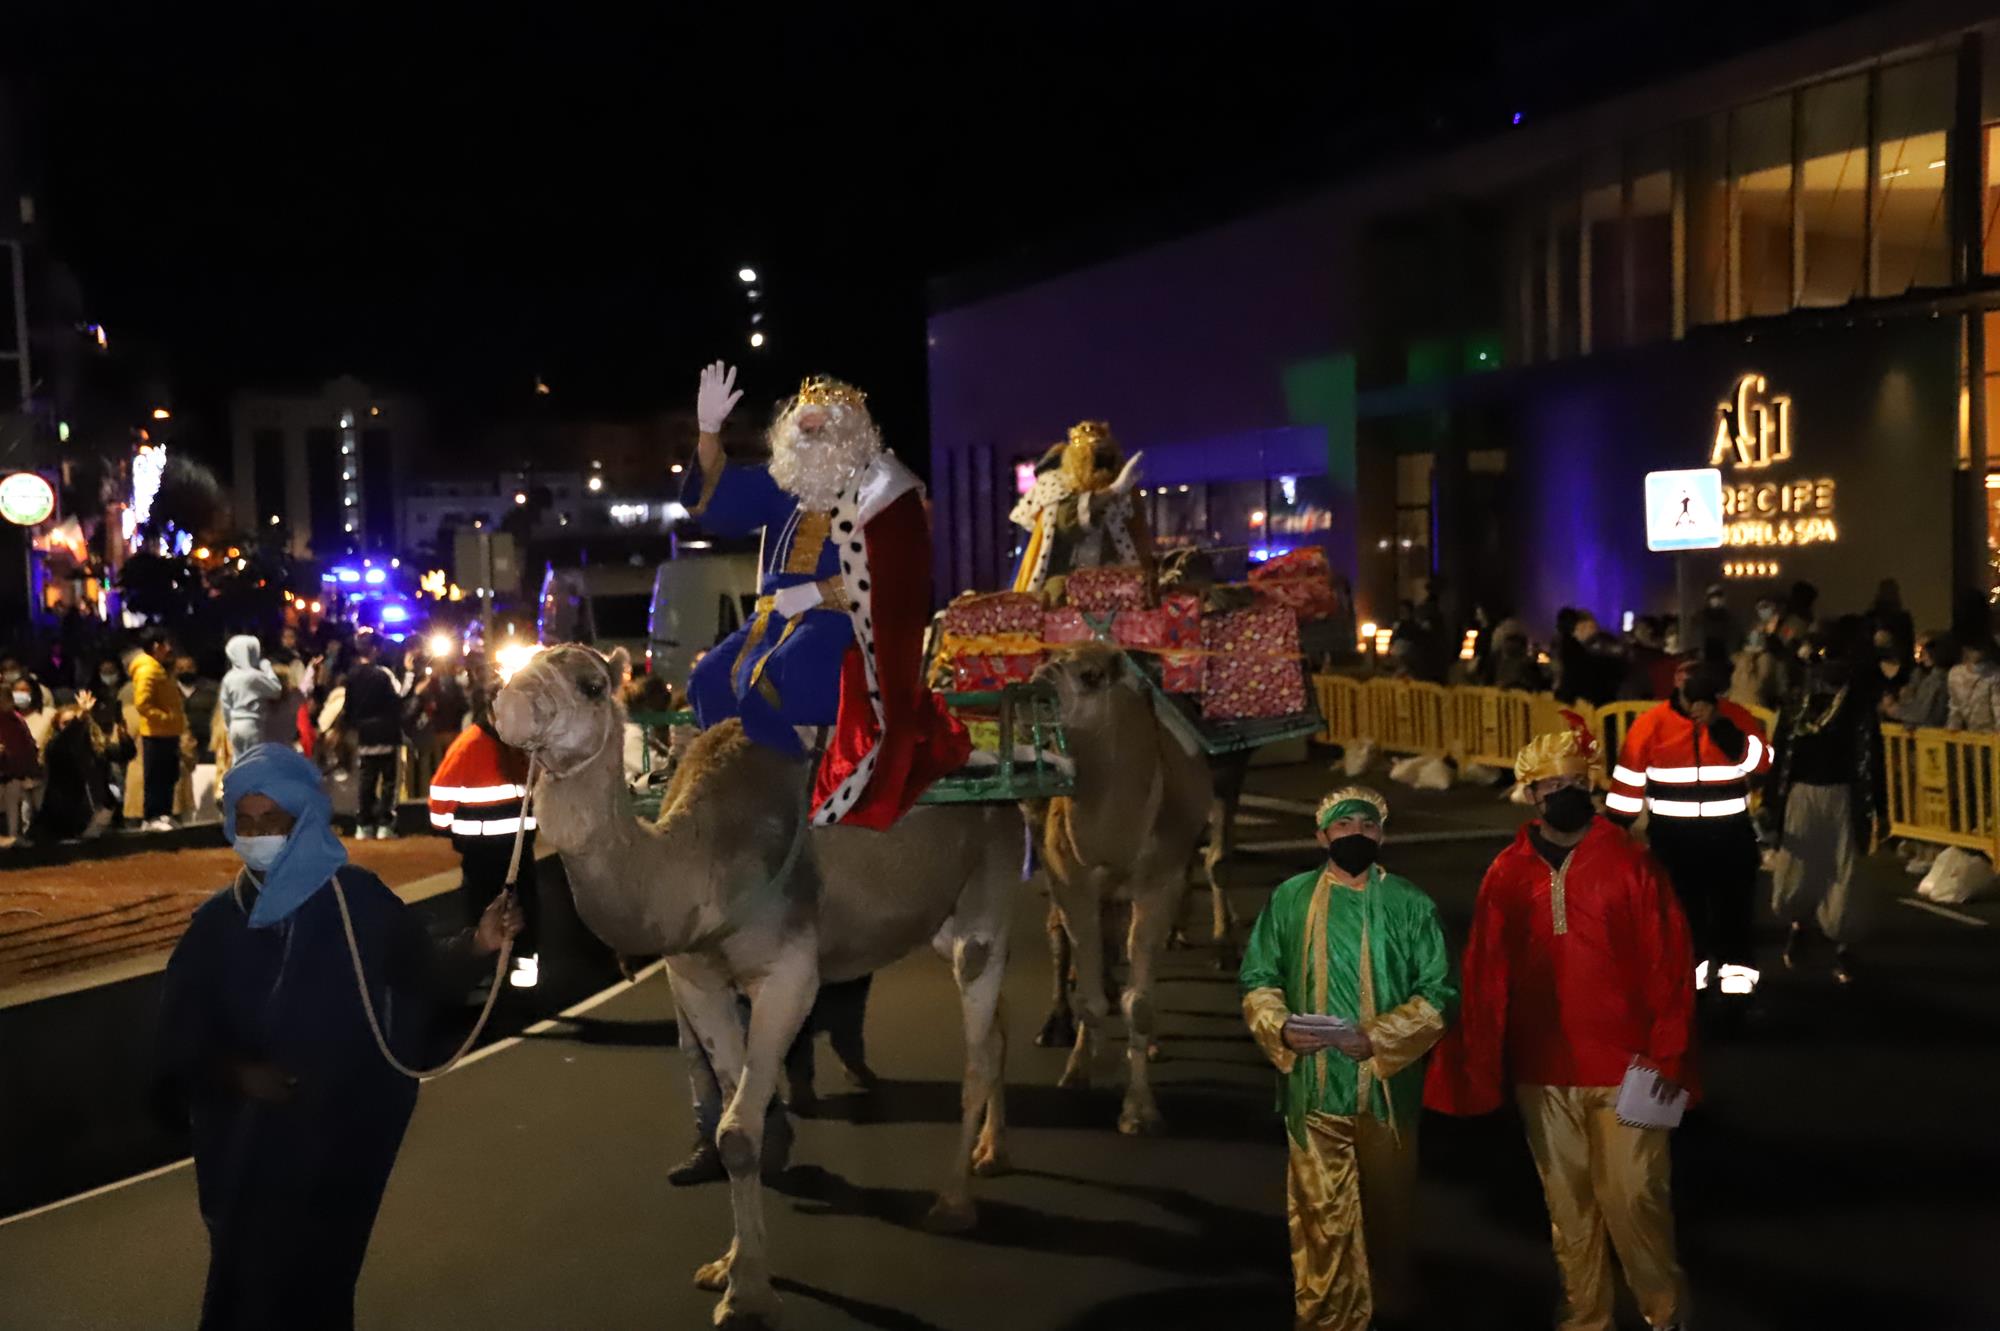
[681,458,853,755]
[159,865,474,1331]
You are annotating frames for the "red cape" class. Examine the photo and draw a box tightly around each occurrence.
[811,473,969,829]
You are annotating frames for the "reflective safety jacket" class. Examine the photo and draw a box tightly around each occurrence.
[428,723,535,840]
[1607,698,1769,822]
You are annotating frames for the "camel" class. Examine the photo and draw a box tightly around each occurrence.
[495,645,1022,1328]
[1031,643,1213,1135]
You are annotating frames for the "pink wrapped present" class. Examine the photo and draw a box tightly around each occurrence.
[1247,546,1336,621]
[1159,592,1203,693]
[1065,564,1148,615]
[1041,606,1094,646]
[1201,605,1305,719]
[1111,607,1167,649]
[943,590,1042,638]
[955,654,1042,692]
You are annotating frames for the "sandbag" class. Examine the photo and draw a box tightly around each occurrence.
[1917,846,2000,905]
[1389,753,1454,790]
[1341,739,1378,777]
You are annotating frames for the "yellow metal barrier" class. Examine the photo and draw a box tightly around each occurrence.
[1448,686,1540,770]
[1881,726,2000,860]
[1315,674,1365,745]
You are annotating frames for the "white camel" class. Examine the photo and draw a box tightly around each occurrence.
[496,645,1022,1328]
[1032,643,1212,1135]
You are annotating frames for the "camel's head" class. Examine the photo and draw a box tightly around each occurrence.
[1033,642,1134,724]
[493,644,627,775]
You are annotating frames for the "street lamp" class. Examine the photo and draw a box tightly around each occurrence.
[738,267,758,283]
[587,475,603,493]
[514,492,527,505]
[749,332,765,348]
[151,407,171,421]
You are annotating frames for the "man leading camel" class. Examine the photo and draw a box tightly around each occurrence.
[681,361,966,828]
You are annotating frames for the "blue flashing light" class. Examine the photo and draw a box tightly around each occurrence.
[321,572,337,583]
[336,568,361,584]
[380,603,410,624]
[364,568,386,585]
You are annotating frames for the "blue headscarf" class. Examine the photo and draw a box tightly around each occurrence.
[222,742,350,929]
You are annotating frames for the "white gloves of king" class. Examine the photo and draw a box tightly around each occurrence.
[773,582,824,620]
[696,360,743,434]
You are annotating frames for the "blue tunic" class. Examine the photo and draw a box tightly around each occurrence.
[681,458,854,755]
[159,865,470,1331]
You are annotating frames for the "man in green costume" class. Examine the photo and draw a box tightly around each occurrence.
[1239,785,1456,1331]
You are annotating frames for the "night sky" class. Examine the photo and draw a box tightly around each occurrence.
[10,1,1881,476]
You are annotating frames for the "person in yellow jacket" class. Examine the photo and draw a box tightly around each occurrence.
[130,628,188,832]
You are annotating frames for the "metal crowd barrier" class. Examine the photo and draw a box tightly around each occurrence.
[1880,726,2000,860]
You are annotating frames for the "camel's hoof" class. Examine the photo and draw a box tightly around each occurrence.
[713,1288,781,1330]
[971,1143,1011,1177]
[1146,1042,1164,1063]
[922,1195,978,1234]
[693,1257,731,1293]
[1035,1011,1076,1049]
[1118,1105,1166,1137]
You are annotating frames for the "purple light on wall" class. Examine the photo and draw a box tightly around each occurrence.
[1511,111,1523,126]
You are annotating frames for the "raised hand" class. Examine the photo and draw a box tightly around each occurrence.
[696,361,743,434]
[1108,451,1145,496]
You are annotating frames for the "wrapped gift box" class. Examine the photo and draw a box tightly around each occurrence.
[1041,606,1094,646]
[1247,546,1337,621]
[1159,592,1203,693]
[1065,564,1148,615]
[955,654,1042,693]
[943,590,1043,638]
[1111,607,1167,649]
[1201,605,1306,719]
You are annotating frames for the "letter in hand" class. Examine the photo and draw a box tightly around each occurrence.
[1326,1025,1375,1062]
[1281,1016,1333,1054]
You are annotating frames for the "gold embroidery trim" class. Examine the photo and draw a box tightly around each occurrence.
[1550,857,1570,936]
[785,511,832,576]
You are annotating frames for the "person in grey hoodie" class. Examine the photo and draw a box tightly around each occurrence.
[219,635,282,760]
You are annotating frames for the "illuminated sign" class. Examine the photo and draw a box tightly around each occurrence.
[1711,373,1792,470]
[0,472,55,527]
[122,444,166,547]
[1706,373,1837,547]
[1644,468,1725,551]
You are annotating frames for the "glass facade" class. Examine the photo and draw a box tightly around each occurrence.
[1505,51,1968,367]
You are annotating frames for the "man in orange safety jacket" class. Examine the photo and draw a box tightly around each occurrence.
[1606,655,1771,1006]
[429,684,541,990]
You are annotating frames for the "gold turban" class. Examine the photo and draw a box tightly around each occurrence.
[1513,719,1602,785]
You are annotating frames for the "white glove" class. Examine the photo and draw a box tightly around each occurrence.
[1077,491,1095,528]
[696,360,743,434]
[1108,451,1144,496]
[773,582,824,619]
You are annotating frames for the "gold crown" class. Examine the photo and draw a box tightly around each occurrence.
[1068,420,1114,449]
[797,375,868,409]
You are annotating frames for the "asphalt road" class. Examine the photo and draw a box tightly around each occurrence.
[2,762,1997,1331]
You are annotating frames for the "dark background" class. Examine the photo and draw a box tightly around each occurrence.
[6,0,1889,476]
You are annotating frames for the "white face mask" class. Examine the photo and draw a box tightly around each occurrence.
[10,692,29,709]
[234,835,288,872]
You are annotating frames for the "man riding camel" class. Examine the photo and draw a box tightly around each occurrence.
[680,361,967,828]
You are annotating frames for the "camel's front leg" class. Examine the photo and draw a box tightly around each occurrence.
[1051,867,1112,1090]
[1204,794,1242,969]
[1035,896,1076,1048]
[925,925,1009,1233]
[668,964,751,1298]
[1118,877,1178,1136]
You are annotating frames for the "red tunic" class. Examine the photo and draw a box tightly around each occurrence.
[1424,817,1698,1116]
[810,486,970,830]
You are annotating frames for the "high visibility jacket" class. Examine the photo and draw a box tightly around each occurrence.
[428,723,535,840]
[1607,698,1769,822]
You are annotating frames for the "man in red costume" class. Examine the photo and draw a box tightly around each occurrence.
[1427,720,1696,1331]
[686,364,967,829]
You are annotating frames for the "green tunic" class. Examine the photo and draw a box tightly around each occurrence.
[1239,865,1456,1144]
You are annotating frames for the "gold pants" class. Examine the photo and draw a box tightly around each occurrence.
[1516,1085,1687,1331]
[1286,1111,1416,1331]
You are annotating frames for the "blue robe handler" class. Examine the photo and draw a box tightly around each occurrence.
[682,457,852,756]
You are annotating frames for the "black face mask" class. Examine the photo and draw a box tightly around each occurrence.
[1325,833,1380,876]
[1540,786,1596,834]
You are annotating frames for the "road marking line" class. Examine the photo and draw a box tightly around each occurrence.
[1895,897,1988,928]
[1236,829,1514,854]
[0,958,668,1227]
[1238,795,1317,817]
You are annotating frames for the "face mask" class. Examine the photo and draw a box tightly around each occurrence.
[178,673,197,686]
[1540,786,1596,834]
[234,835,288,873]
[9,692,29,709]
[99,672,118,686]
[1325,833,1380,876]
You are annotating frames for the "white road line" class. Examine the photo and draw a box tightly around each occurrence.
[0,959,668,1228]
[1233,813,1276,827]
[1237,795,1318,817]
[1236,829,1513,854]
[1895,897,1989,928]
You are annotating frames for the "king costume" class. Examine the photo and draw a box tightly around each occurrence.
[682,369,967,829]
[1426,726,1697,1331]
[1008,420,1152,595]
[1239,788,1455,1331]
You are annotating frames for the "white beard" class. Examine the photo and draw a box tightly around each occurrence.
[769,405,882,512]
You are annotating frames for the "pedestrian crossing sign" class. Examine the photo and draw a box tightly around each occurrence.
[1644,468,1724,552]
